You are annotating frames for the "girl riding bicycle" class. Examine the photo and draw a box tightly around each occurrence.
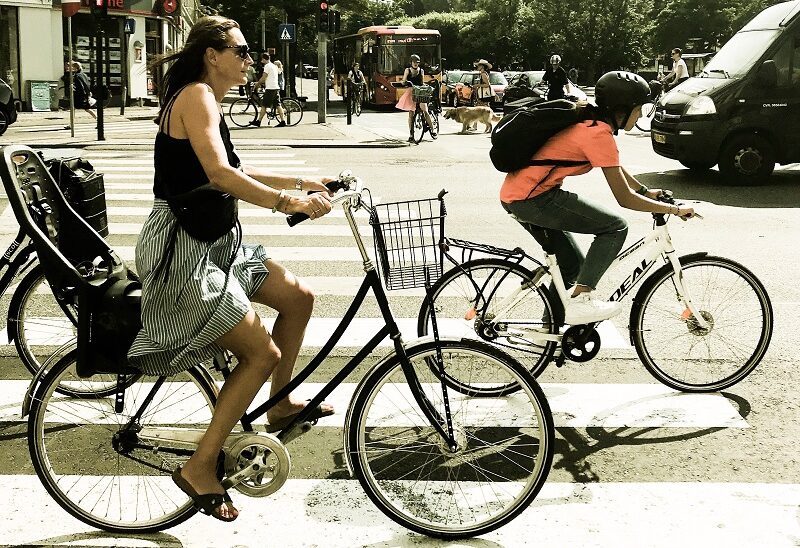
[500,71,696,325]
[396,54,435,142]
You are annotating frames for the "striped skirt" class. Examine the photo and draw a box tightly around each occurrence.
[127,199,270,376]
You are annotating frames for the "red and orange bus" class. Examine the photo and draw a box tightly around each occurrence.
[332,26,441,106]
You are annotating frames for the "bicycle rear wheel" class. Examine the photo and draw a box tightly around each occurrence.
[347,339,553,539]
[28,351,218,532]
[418,259,558,393]
[282,98,303,126]
[228,98,257,128]
[631,255,773,392]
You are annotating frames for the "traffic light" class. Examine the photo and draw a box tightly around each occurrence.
[329,10,341,34]
[90,0,107,17]
[318,2,329,32]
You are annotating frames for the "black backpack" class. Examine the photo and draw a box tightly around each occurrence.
[489,99,588,173]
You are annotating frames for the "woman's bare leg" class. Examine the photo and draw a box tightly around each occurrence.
[251,260,333,421]
[179,309,281,519]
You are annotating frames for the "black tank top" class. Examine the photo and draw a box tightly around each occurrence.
[408,67,423,86]
[153,85,241,199]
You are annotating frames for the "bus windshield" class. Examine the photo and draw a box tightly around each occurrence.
[699,30,780,79]
[378,35,440,75]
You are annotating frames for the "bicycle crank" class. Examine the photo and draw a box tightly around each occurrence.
[223,433,291,497]
[561,325,601,362]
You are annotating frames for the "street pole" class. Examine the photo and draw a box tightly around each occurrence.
[317,31,326,123]
[67,17,75,138]
[96,22,105,141]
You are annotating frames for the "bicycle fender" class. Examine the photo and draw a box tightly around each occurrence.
[341,335,471,478]
[21,352,53,418]
[628,251,709,346]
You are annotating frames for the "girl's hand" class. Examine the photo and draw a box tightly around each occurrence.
[677,206,696,220]
[285,191,332,220]
[645,188,664,199]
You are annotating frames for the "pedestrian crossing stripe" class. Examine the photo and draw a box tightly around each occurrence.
[0,380,746,428]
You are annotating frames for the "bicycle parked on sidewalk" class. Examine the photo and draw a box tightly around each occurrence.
[417,190,773,394]
[228,82,303,128]
[0,145,554,540]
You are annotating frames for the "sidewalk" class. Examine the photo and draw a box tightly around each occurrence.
[1,102,409,149]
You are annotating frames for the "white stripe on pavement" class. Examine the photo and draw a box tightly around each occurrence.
[0,380,747,428]
[104,206,370,218]
[0,478,794,547]
[108,222,362,236]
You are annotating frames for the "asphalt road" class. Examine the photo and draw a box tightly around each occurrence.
[0,109,798,547]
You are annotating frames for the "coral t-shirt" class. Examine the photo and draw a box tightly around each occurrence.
[500,120,620,203]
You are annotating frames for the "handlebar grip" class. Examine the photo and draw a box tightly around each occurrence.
[286,212,309,226]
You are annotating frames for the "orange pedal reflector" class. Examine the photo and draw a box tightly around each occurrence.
[464,307,477,321]
[681,308,692,320]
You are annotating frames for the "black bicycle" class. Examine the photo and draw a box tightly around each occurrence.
[228,82,303,128]
[1,147,555,540]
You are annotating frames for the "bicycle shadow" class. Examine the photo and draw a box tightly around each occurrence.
[21,531,184,547]
[551,390,751,485]
[635,168,800,208]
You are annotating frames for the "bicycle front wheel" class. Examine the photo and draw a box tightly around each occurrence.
[418,259,559,393]
[282,98,303,126]
[430,111,439,139]
[28,351,218,532]
[412,110,426,143]
[228,98,257,128]
[354,92,363,116]
[347,339,554,539]
[631,255,773,392]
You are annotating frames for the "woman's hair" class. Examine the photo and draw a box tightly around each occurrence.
[149,16,240,121]
[274,60,282,69]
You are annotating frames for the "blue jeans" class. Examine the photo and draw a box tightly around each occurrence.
[503,187,628,289]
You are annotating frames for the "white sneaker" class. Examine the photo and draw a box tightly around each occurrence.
[565,292,622,325]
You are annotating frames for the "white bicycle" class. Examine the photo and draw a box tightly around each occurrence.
[418,191,773,394]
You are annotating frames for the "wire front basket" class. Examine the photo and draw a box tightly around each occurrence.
[412,84,433,103]
[370,196,446,290]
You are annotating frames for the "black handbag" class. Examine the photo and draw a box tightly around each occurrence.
[167,187,238,242]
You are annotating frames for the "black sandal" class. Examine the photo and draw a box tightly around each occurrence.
[172,466,238,522]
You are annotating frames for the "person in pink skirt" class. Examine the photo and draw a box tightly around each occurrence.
[396,54,435,142]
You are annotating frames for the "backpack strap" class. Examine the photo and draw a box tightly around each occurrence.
[528,159,589,167]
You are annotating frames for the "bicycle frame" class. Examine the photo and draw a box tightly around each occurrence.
[0,228,38,297]
[135,184,458,457]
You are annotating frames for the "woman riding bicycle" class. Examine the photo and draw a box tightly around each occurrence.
[500,71,696,325]
[396,54,435,143]
[130,16,336,522]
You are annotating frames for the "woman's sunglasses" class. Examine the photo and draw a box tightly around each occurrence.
[223,44,251,60]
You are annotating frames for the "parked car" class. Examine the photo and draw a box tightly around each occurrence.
[303,64,318,79]
[453,71,508,109]
[502,70,587,108]
[0,78,18,136]
[440,69,464,106]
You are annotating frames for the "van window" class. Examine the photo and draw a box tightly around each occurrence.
[700,30,780,78]
[771,36,800,87]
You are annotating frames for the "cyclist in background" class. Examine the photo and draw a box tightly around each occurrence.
[542,54,572,101]
[500,71,695,325]
[396,54,435,143]
[661,48,689,91]
[347,61,366,104]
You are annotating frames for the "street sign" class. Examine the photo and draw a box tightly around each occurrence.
[124,18,135,34]
[278,23,296,43]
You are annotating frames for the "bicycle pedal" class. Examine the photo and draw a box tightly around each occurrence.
[278,420,314,444]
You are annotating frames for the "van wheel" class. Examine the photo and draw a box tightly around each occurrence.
[718,134,775,185]
[0,111,8,136]
[679,160,714,171]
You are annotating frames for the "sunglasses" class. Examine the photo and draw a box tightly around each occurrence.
[223,44,251,60]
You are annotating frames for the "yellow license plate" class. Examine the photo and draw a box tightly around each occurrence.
[653,133,667,144]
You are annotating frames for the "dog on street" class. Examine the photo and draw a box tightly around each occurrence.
[443,106,502,134]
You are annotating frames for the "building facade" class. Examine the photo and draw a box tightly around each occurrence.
[0,0,198,110]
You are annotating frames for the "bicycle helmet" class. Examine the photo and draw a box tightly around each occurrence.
[550,54,561,64]
[594,71,653,132]
[410,54,420,62]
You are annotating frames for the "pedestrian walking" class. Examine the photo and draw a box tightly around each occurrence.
[274,60,285,98]
[62,61,96,120]
[474,59,495,106]
[249,53,285,127]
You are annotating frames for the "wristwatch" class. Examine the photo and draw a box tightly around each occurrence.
[636,184,649,196]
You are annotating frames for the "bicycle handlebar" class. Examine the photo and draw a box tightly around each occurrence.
[286,170,364,226]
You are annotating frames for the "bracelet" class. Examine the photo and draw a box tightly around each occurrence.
[272,189,286,213]
[636,184,649,196]
[295,177,303,191]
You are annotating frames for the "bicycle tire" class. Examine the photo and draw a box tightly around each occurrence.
[347,338,554,539]
[635,101,656,131]
[354,92,363,117]
[630,255,773,392]
[412,110,426,143]
[418,258,558,394]
[430,111,439,139]
[28,351,218,533]
[228,98,257,128]
[282,98,303,126]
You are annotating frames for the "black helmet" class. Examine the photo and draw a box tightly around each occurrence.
[594,71,652,110]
